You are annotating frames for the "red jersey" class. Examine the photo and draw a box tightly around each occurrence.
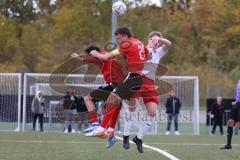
[82,52,124,85]
[118,38,149,74]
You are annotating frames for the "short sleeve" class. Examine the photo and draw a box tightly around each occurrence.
[81,55,102,64]
[118,40,132,54]
[157,47,167,59]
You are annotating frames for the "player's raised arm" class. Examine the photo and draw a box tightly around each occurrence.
[71,52,100,64]
[90,48,121,60]
[90,50,114,60]
[70,53,84,61]
[149,31,172,53]
[157,37,172,52]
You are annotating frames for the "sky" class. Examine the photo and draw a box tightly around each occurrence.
[125,0,196,7]
[126,0,163,7]
[141,0,162,7]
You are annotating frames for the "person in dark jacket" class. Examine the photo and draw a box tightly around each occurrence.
[210,96,223,135]
[76,96,89,132]
[165,90,181,135]
[31,91,45,132]
[63,87,78,133]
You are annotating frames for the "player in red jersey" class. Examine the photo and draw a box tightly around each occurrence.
[122,31,172,153]
[85,27,152,148]
[71,44,124,135]
[88,31,171,152]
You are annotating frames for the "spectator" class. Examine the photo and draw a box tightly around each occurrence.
[63,87,78,133]
[165,90,181,135]
[210,96,223,135]
[76,96,89,132]
[31,91,45,132]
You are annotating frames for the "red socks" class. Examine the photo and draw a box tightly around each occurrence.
[101,103,120,128]
[109,107,121,128]
[87,109,98,124]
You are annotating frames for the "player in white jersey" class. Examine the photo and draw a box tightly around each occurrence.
[122,31,172,153]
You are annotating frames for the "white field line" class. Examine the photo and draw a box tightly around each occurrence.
[0,140,103,144]
[116,136,180,160]
[0,140,240,147]
[145,142,240,146]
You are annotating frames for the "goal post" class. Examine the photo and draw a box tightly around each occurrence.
[0,73,22,132]
[155,76,200,135]
[120,76,200,135]
[22,73,105,132]
[194,77,200,135]
[159,76,200,135]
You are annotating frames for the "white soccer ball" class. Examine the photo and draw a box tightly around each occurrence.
[112,1,127,16]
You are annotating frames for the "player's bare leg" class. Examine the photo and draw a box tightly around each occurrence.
[83,95,99,133]
[220,119,235,149]
[105,104,122,148]
[85,92,121,137]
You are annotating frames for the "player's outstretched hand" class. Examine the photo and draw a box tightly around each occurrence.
[70,53,84,62]
[89,50,98,57]
[71,53,79,58]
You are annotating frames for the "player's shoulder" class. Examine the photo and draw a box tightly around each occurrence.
[119,39,133,51]
[128,37,138,42]
[132,37,144,44]
[237,80,240,92]
[147,47,165,54]
[100,51,112,62]
[147,47,153,52]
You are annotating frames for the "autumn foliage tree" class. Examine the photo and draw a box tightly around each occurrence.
[0,0,239,98]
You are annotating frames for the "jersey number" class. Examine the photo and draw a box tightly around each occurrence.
[138,44,145,60]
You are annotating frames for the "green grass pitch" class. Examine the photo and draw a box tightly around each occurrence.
[0,132,239,160]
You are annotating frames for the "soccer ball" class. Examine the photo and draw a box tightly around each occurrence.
[112,1,127,16]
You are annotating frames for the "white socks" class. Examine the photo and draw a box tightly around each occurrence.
[137,120,152,140]
[123,100,133,136]
[123,118,132,136]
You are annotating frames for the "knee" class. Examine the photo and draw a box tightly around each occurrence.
[128,99,137,112]
[147,110,156,117]
[108,92,121,104]
[128,105,136,112]
[227,119,235,127]
[84,95,92,102]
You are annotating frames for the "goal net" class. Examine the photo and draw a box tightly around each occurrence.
[22,73,199,135]
[0,73,21,132]
[22,73,104,132]
[123,76,200,135]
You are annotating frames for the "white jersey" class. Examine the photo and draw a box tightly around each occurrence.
[142,47,167,81]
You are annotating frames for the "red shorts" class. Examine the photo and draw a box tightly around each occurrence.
[131,75,159,105]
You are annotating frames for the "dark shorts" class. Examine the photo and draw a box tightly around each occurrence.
[114,72,143,100]
[229,102,240,122]
[90,73,142,101]
[131,75,159,105]
[90,84,114,102]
